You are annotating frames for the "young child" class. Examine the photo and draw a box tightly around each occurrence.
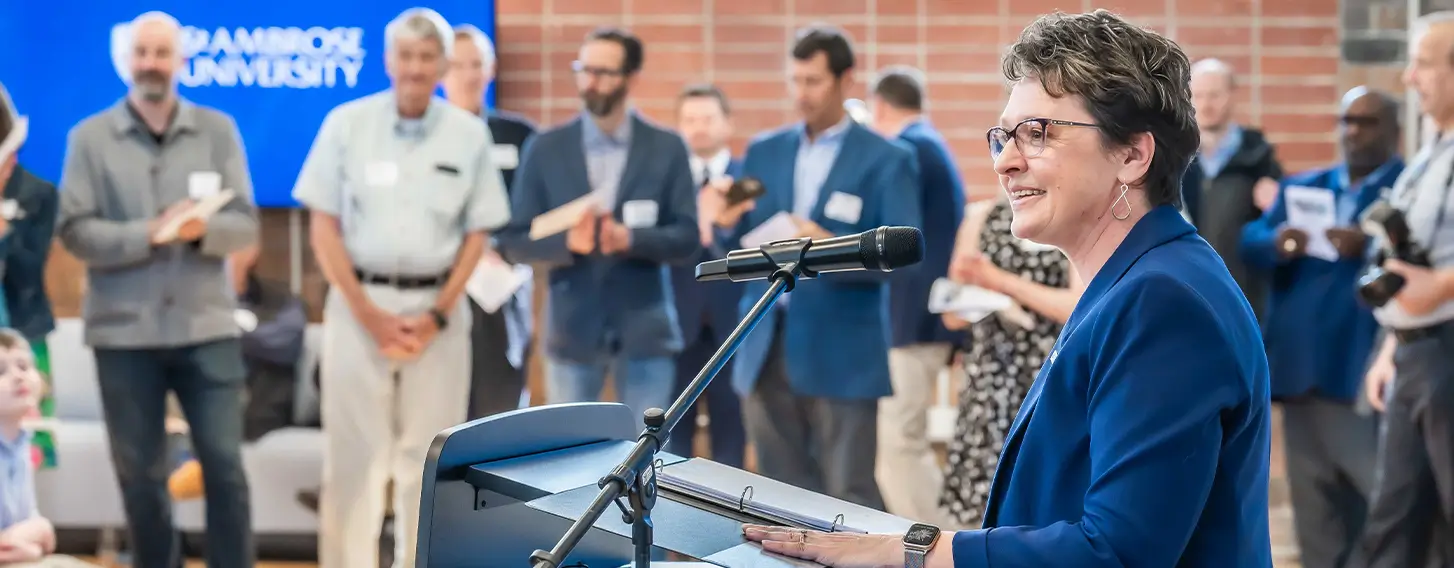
[0,329,95,567]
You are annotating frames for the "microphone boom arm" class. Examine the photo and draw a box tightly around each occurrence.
[528,238,811,568]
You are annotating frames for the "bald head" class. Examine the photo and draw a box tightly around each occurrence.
[1191,58,1236,131]
[127,11,182,103]
[1339,86,1400,170]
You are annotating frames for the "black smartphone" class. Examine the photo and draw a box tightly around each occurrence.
[725,176,766,206]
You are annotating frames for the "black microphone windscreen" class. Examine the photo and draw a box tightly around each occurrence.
[860,226,924,271]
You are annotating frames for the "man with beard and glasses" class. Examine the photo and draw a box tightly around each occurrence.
[55,10,259,568]
[442,24,535,418]
[702,24,921,510]
[292,8,510,568]
[496,27,699,420]
[1241,86,1404,568]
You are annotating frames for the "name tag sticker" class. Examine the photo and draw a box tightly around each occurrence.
[233,309,258,333]
[622,199,659,229]
[492,144,520,170]
[365,161,399,187]
[824,191,863,224]
[0,199,19,221]
[188,171,222,200]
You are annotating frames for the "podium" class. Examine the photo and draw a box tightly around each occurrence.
[415,402,915,567]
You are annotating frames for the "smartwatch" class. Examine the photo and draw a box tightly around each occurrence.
[903,523,941,568]
[428,307,449,330]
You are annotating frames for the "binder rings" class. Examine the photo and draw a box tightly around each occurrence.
[656,458,868,534]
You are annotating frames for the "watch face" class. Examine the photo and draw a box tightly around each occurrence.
[904,523,940,547]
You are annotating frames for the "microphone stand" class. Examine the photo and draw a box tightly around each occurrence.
[529,238,814,568]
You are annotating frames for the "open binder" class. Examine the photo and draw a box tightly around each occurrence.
[655,458,867,534]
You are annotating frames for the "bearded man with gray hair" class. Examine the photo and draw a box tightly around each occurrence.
[292,7,510,567]
[56,10,259,568]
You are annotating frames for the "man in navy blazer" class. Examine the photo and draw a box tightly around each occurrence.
[707,25,922,510]
[867,65,965,524]
[495,28,700,418]
[665,84,747,468]
[1241,87,1402,568]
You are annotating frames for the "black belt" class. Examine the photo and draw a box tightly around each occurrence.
[1393,320,1454,344]
[355,269,449,289]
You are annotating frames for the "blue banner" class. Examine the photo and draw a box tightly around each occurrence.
[0,2,496,207]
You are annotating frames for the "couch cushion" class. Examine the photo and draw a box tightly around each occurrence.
[47,319,104,422]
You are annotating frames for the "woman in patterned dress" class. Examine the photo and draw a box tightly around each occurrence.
[939,197,1082,528]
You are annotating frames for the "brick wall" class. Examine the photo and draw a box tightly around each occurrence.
[493,0,1346,200]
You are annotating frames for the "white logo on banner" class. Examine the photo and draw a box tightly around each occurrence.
[111,23,367,89]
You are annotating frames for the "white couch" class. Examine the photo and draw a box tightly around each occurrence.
[33,318,325,542]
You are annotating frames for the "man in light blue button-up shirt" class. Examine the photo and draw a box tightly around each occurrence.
[292,9,510,568]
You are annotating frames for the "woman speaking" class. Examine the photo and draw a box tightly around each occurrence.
[743,9,1273,568]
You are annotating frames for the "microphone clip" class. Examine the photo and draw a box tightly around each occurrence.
[757,237,814,291]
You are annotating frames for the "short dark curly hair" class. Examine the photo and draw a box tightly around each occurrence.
[1001,9,1198,209]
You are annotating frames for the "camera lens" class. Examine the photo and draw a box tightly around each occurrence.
[1356,268,1406,308]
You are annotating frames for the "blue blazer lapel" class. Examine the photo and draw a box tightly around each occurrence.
[559,118,593,202]
[614,114,651,209]
[771,136,798,216]
[810,125,868,222]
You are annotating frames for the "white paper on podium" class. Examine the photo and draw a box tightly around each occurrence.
[1283,185,1339,262]
[0,116,28,162]
[740,212,799,249]
[529,192,601,240]
[465,260,532,313]
[927,277,1013,315]
[154,189,237,242]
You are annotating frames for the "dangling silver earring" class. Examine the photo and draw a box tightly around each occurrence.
[1111,184,1132,221]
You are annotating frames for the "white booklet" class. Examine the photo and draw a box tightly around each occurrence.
[530,193,601,240]
[465,260,533,313]
[927,277,1012,315]
[740,211,800,249]
[154,189,237,242]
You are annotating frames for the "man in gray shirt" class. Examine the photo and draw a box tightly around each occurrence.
[292,8,510,568]
[1359,12,1454,567]
[56,11,258,568]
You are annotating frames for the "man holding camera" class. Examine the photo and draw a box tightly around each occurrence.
[1359,12,1454,568]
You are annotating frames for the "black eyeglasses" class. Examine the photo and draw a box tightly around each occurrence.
[571,60,625,79]
[987,117,1100,159]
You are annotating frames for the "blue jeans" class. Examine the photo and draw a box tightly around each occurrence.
[546,355,676,421]
[94,339,253,568]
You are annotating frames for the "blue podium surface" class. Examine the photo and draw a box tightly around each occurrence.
[416,402,914,567]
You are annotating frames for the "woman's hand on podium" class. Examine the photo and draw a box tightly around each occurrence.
[742,524,902,568]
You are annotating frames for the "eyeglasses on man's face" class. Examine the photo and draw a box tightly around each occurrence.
[987,117,1100,159]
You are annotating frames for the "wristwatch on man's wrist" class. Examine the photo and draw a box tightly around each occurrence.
[903,523,941,568]
[428,307,449,330]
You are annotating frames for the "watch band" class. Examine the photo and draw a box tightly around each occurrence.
[429,307,449,330]
[905,548,927,568]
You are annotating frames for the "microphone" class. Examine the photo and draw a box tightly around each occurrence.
[695,226,924,283]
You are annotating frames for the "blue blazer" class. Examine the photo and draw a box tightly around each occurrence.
[1240,159,1403,402]
[723,122,922,400]
[495,114,700,363]
[671,159,745,346]
[889,120,965,347]
[952,205,1273,568]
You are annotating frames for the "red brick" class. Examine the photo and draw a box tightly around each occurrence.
[931,82,1009,103]
[632,0,706,16]
[1261,112,1340,135]
[1187,54,1254,77]
[633,77,693,101]
[1009,0,1090,16]
[714,24,787,44]
[872,52,923,70]
[927,51,1005,75]
[1179,0,1252,16]
[926,0,999,16]
[498,51,546,78]
[1261,55,1339,76]
[928,108,1004,135]
[877,0,919,16]
[1270,141,1337,163]
[496,0,543,16]
[719,80,789,101]
[1260,26,1339,48]
[549,79,579,100]
[546,50,579,74]
[1177,25,1254,48]
[926,24,1001,48]
[547,24,600,44]
[646,50,708,75]
[788,22,869,44]
[497,24,544,46]
[730,109,793,138]
[498,77,546,101]
[1261,84,1341,106]
[1261,0,1337,18]
[553,0,625,15]
[713,0,788,16]
[714,51,787,73]
[1098,0,1170,17]
[796,0,868,16]
[878,25,921,44]
[635,24,710,45]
